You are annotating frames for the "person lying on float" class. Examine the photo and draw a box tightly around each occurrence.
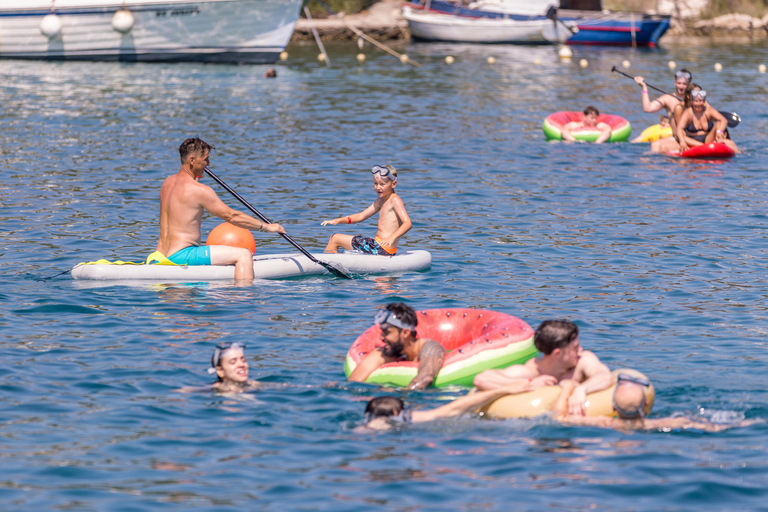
[554,373,757,432]
[361,381,533,431]
[321,164,411,256]
[561,106,612,144]
[473,320,612,416]
[154,137,285,282]
[348,302,445,390]
[675,86,739,154]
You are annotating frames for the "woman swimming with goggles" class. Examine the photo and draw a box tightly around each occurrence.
[177,342,260,394]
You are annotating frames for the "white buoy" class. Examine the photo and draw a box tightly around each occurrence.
[356,53,366,62]
[357,37,364,50]
[400,54,409,63]
[279,51,289,61]
[445,55,454,64]
[714,62,722,72]
[487,56,496,64]
[40,13,62,39]
[318,53,326,62]
[558,45,572,59]
[668,60,676,69]
[534,58,541,65]
[111,9,134,34]
[759,64,766,73]
[622,59,630,69]
[579,58,588,68]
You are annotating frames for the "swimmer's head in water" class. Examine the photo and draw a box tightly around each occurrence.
[534,320,579,355]
[659,115,670,128]
[366,396,406,420]
[613,373,650,419]
[209,342,248,383]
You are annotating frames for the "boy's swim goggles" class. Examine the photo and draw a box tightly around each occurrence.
[374,309,415,330]
[371,165,397,182]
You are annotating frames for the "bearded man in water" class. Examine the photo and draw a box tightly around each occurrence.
[155,138,285,282]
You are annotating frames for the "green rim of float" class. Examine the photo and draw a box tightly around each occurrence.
[543,112,631,142]
[344,309,538,388]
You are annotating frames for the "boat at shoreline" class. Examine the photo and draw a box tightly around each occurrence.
[0,0,303,63]
[405,0,671,47]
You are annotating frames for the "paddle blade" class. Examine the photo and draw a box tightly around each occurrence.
[319,260,352,279]
[720,111,740,128]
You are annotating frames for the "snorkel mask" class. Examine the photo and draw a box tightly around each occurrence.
[374,308,416,331]
[690,89,707,100]
[612,373,650,419]
[371,165,397,183]
[208,342,246,374]
[674,70,692,82]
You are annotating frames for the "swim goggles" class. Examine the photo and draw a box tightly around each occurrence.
[208,341,246,374]
[371,165,397,182]
[612,373,650,419]
[374,308,416,330]
[674,70,692,81]
[691,89,707,99]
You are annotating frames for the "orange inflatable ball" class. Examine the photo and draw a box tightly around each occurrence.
[206,223,256,254]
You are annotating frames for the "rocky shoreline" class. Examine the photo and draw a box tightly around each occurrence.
[291,1,768,41]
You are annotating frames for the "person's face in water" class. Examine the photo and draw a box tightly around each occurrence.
[583,113,598,127]
[380,324,406,358]
[216,347,249,384]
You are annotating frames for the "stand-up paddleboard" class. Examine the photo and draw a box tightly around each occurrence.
[667,142,736,160]
[71,250,432,281]
[543,112,631,142]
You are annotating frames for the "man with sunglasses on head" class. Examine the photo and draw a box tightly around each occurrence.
[154,138,285,282]
[348,303,445,390]
[321,164,412,256]
[634,69,692,153]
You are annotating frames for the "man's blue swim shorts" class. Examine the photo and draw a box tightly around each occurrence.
[167,245,212,266]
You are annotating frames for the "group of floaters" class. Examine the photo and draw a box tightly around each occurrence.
[195,302,755,432]
[543,67,740,160]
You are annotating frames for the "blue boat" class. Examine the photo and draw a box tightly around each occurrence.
[407,0,670,47]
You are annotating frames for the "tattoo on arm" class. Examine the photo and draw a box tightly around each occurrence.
[409,341,445,390]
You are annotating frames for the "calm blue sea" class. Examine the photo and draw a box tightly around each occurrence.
[1,37,768,511]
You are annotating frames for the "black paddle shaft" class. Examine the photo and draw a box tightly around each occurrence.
[611,66,741,128]
[204,167,352,279]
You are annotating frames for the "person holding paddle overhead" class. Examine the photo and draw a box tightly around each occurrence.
[675,85,739,154]
[322,165,412,256]
[634,69,691,153]
[155,138,285,282]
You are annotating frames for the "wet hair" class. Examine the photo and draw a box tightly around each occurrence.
[179,137,214,164]
[365,396,404,419]
[683,82,702,110]
[534,320,579,355]
[659,115,670,124]
[583,106,599,117]
[384,302,418,337]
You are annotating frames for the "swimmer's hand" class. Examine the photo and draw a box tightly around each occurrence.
[567,386,587,416]
[678,141,689,153]
[264,222,286,234]
[634,76,646,87]
[530,374,558,389]
[321,219,339,226]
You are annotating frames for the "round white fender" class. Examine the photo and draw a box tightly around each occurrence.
[111,10,135,34]
[40,14,62,39]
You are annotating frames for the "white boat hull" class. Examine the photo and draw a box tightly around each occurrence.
[71,250,433,281]
[0,0,302,63]
[403,7,572,43]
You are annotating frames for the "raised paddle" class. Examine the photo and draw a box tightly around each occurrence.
[611,66,741,128]
[204,167,352,279]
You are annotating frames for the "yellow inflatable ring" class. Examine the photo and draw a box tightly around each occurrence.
[480,368,654,419]
[636,124,673,142]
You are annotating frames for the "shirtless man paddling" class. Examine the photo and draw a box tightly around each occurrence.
[156,138,285,281]
[634,69,692,153]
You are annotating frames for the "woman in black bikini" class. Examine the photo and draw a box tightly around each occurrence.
[675,83,739,154]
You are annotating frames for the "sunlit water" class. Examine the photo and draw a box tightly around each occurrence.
[1,37,768,510]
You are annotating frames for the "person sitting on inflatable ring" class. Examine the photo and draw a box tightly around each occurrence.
[361,381,533,431]
[561,106,612,144]
[473,320,613,416]
[177,342,260,394]
[556,373,757,431]
[348,303,445,390]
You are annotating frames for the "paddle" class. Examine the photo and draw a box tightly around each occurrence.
[611,66,741,128]
[204,167,352,279]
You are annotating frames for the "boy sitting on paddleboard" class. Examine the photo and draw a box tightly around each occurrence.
[473,320,612,416]
[321,165,411,256]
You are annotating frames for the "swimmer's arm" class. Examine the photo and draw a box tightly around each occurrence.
[473,364,533,391]
[348,349,388,383]
[201,186,284,233]
[413,380,534,422]
[675,109,693,152]
[321,202,379,226]
[408,340,445,390]
[635,76,664,113]
[708,108,728,141]
[552,379,578,418]
[560,122,577,142]
[568,353,612,416]
[595,123,612,144]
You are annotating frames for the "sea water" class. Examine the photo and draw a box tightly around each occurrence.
[1,38,767,510]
